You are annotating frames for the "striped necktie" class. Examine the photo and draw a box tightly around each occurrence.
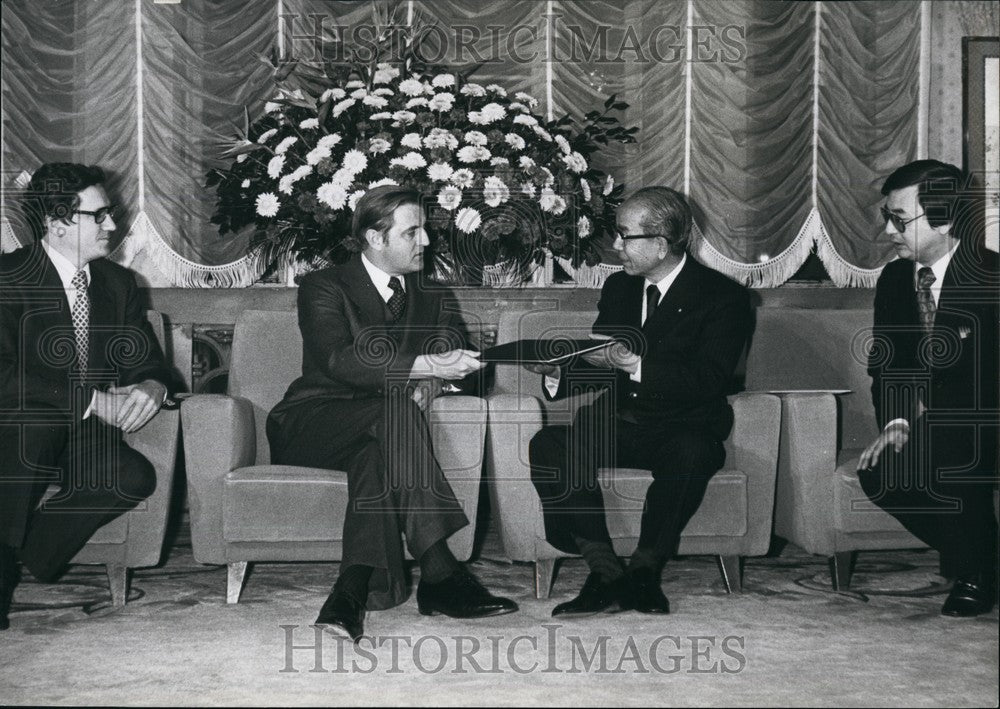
[71,269,90,372]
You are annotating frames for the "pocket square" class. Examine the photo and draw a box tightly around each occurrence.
[958,325,972,339]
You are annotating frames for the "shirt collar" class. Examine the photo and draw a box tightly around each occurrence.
[917,240,959,286]
[645,253,687,300]
[361,252,405,295]
[40,239,90,290]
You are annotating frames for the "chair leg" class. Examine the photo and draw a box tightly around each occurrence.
[106,564,128,607]
[718,555,742,594]
[535,559,556,600]
[831,551,854,591]
[227,562,249,604]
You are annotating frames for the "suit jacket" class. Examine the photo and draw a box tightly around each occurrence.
[0,242,170,418]
[271,254,471,415]
[868,239,999,430]
[554,256,752,438]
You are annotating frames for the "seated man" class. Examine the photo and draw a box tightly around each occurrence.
[526,186,751,616]
[857,159,999,617]
[266,185,517,641]
[1,163,171,630]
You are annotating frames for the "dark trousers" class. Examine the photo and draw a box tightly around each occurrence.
[528,394,726,561]
[0,414,156,581]
[267,388,468,610]
[857,415,998,578]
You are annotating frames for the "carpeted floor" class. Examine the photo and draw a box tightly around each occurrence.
[1,521,997,707]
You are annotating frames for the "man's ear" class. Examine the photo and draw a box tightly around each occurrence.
[365,228,385,251]
[933,222,954,237]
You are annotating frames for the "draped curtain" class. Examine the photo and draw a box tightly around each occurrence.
[1,0,925,286]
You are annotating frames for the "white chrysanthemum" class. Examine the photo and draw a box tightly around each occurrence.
[562,151,588,174]
[264,101,280,114]
[373,64,400,84]
[350,88,367,100]
[345,80,365,90]
[278,175,296,195]
[236,153,249,163]
[520,182,537,197]
[392,110,417,124]
[401,133,423,150]
[490,157,509,167]
[533,126,553,142]
[275,136,298,155]
[390,152,428,170]
[455,206,482,233]
[539,187,567,215]
[341,149,367,174]
[519,156,536,170]
[539,166,555,186]
[368,138,392,154]
[398,78,424,97]
[514,91,538,106]
[603,174,615,195]
[507,101,528,113]
[368,112,392,121]
[368,177,399,189]
[512,114,538,127]
[427,162,454,182]
[307,145,332,165]
[464,131,488,147]
[437,186,462,211]
[320,88,346,102]
[554,134,571,154]
[450,169,475,189]
[240,178,250,188]
[267,155,285,179]
[485,84,508,96]
[483,176,510,207]
[457,145,490,163]
[347,189,366,210]
[480,102,506,123]
[423,129,458,150]
[316,182,348,210]
[372,87,394,97]
[577,216,592,238]
[467,111,488,125]
[255,192,280,216]
[317,134,342,149]
[299,118,319,130]
[362,95,388,109]
[460,82,486,97]
[428,92,455,112]
[580,178,592,201]
[256,128,278,143]
[505,134,526,151]
[332,98,356,117]
[405,97,429,109]
[432,73,456,88]
[330,168,354,189]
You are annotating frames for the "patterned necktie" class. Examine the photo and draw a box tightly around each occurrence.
[645,284,660,325]
[916,266,936,335]
[387,276,406,321]
[71,269,90,372]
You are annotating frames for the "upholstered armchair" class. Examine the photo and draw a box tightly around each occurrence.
[69,311,180,606]
[181,310,487,603]
[745,307,927,590]
[485,309,781,599]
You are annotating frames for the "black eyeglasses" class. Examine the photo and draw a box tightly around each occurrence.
[614,229,667,241]
[73,205,119,224]
[880,206,923,233]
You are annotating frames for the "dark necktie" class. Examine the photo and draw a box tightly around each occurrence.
[916,266,936,335]
[71,269,90,372]
[387,276,406,321]
[645,284,660,325]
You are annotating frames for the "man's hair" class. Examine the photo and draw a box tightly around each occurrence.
[23,163,106,241]
[622,186,692,256]
[351,185,423,250]
[881,159,973,236]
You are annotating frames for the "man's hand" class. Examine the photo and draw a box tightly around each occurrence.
[856,423,910,471]
[523,362,559,376]
[108,379,167,433]
[580,341,640,374]
[411,350,484,381]
[410,378,443,412]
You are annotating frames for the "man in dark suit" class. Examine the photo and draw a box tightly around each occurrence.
[1,163,171,630]
[527,186,752,616]
[857,159,999,617]
[266,185,517,641]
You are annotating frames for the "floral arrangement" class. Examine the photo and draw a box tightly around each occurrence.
[207,18,635,284]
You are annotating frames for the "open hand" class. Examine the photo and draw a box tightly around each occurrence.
[412,350,484,381]
[856,423,909,471]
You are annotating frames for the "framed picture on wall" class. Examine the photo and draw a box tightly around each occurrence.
[963,37,1000,253]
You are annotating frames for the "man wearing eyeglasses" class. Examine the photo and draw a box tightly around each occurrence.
[526,186,751,617]
[0,163,171,630]
[856,159,999,617]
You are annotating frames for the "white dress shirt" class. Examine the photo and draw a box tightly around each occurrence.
[361,252,405,303]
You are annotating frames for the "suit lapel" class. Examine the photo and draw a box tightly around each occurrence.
[644,258,698,331]
[343,255,389,326]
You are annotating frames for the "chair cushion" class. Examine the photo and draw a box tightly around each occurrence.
[223,465,349,542]
[599,468,748,539]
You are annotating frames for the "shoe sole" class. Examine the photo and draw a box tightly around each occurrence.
[417,605,519,618]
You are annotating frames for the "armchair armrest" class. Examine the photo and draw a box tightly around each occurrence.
[181,394,256,564]
[726,393,781,556]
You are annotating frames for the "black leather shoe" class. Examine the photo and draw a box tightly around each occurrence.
[1,544,20,631]
[941,574,995,617]
[552,572,626,617]
[417,571,518,618]
[626,567,671,614]
[315,590,365,642]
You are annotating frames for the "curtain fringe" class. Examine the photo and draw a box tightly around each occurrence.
[814,218,885,288]
[0,218,24,253]
[109,211,268,287]
[688,210,817,288]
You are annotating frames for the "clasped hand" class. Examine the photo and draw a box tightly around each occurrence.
[91,379,167,433]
